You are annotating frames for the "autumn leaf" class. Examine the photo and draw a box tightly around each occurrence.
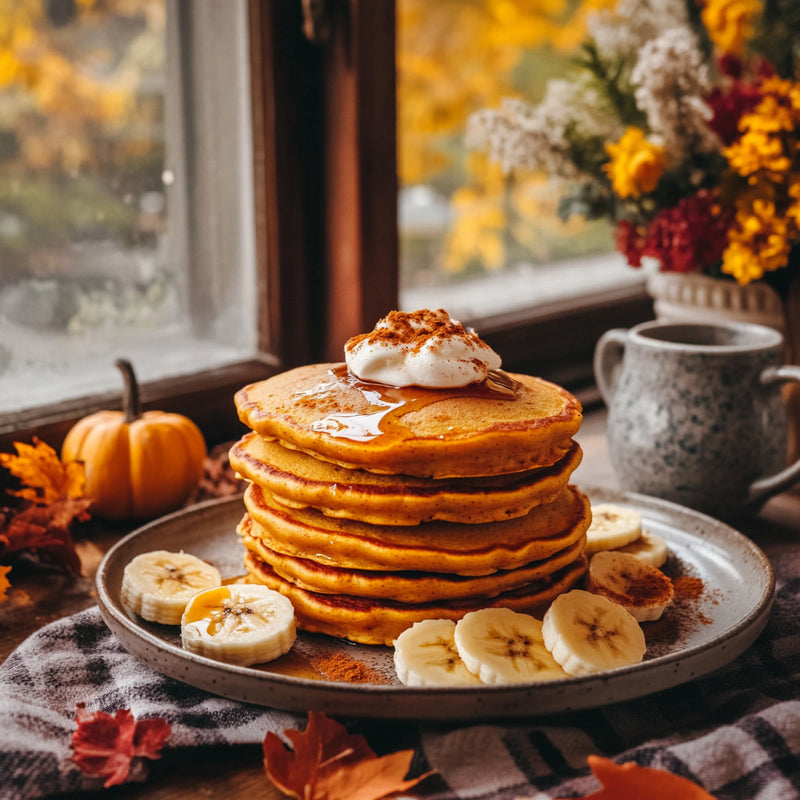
[0,438,86,505]
[0,438,90,575]
[556,755,717,800]
[0,499,89,574]
[263,711,434,800]
[71,702,171,788]
[0,565,10,601]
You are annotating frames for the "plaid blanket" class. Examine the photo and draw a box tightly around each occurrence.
[2,540,800,800]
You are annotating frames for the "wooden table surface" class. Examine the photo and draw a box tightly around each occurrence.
[3,405,800,799]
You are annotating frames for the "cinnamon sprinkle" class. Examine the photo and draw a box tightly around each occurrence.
[345,309,490,356]
[308,651,392,684]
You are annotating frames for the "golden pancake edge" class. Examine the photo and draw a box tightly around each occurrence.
[243,550,588,646]
[241,482,591,576]
[234,363,583,479]
[230,431,583,525]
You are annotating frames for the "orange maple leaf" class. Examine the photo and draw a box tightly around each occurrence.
[263,711,434,800]
[0,438,86,505]
[0,564,10,601]
[556,755,717,800]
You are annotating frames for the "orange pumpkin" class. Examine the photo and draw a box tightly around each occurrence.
[61,359,207,521]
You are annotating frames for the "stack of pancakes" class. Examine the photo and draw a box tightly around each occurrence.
[229,362,590,645]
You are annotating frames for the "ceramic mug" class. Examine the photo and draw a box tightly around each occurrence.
[594,319,800,517]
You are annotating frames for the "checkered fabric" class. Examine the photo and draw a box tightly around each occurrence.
[2,540,800,800]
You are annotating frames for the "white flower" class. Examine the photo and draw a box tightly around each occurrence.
[466,77,620,179]
[589,0,689,57]
[631,26,720,161]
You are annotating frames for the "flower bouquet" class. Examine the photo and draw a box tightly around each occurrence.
[466,0,800,300]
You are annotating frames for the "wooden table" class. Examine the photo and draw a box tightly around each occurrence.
[3,405,800,799]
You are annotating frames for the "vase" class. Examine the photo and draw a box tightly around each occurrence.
[647,271,800,470]
[647,272,786,329]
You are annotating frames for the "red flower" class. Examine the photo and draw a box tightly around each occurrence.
[706,82,761,145]
[614,219,647,268]
[71,703,171,788]
[642,190,734,273]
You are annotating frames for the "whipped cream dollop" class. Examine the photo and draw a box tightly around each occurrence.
[344,308,502,388]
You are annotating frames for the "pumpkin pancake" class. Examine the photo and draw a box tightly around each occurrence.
[229,432,583,525]
[242,483,591,576]
[239,523,586,603]
[243,550,588,646]
[234,363,582,478]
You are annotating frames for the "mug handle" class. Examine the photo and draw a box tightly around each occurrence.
[593,328,630,406]
[748,364,800,505]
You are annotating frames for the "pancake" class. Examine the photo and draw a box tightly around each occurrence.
[243,550,588,646]
[242,482,592,575]
[234,363,582,478]
[230,432,583,525]
[240,522,586,603]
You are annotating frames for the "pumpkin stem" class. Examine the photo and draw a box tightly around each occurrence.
[116,358,142,424]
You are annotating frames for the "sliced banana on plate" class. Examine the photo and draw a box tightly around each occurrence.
[614,529,670,568]
[541,588,646,676]
[585,503,643,554]
[454,608,567,684]
[393,618,482,687]
[587,550,674,622]
[121,550,222,625]
[181,583,296,666]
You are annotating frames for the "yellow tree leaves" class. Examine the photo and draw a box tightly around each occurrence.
[0,0,159,173]
[398,0,616,274]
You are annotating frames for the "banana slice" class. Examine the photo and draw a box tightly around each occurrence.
[393,619,482,687]
[181,584,296,666]
[614,529,669,568]
[585,503,643,554]
[587,550,674,622]
[541,589,646,676]
[454,608,568,684]
[121,550,222,625]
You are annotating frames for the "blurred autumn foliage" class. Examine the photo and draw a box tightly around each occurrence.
[397,0,616,279]
[0,1,618,303]
[0,0,165,284]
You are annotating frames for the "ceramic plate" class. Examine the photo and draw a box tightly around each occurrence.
[96,487,774,721]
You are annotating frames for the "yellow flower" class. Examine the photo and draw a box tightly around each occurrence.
[722,196,793,283]
[724,78,800,179]
[604,127,666,199]
[701,0,762,56]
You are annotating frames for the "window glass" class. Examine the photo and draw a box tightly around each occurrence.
[0,0,256,416]
[396,0,642,320]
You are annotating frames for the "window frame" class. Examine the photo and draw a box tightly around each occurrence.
[0,0,652,461]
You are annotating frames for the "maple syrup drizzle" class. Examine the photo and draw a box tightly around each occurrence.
[297,365,517,443]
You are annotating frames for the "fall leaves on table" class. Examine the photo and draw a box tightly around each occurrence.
[0,437,91,597]
[72,705,715,799]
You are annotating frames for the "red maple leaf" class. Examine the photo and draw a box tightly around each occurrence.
[71,703,171,788]
[263,711,434,800]
[0,499,89,574]
[556,755,717,800]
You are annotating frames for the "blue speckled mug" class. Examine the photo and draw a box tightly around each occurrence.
[594,320,800,517]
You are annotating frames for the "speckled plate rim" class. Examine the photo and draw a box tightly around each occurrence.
[96,487,775,721]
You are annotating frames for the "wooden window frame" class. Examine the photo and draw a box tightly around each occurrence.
[0,0,652,462]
